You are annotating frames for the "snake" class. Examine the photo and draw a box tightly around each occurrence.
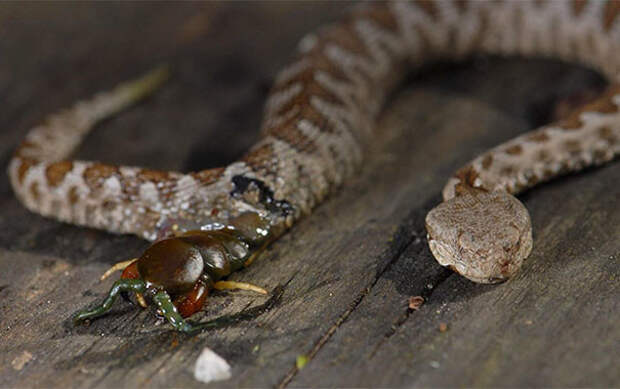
[8,1,620,293]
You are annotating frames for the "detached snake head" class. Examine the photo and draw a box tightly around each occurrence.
[425,188,533,284]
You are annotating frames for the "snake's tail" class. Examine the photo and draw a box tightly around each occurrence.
[12,66,169,165]
[7,66,186,240]
[9,1,620,244]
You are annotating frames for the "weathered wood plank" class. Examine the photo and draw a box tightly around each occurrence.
[292,88,620,388]
[0,3,618,388]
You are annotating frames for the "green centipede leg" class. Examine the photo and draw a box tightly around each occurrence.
[73,278,146,324]
[152,290,222,334]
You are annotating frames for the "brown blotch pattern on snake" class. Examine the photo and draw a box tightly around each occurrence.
[505,145,523,155]
[45,161,73,188]
[83,164,119,189]
[603,0,620,32]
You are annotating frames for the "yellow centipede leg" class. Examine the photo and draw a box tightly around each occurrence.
[100,258,138,281]
[213,281,268,295]
[135,293,148,308]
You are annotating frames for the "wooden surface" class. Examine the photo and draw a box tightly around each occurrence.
[0,3,618,388]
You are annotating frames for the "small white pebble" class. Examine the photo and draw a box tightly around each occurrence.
[194,347,232,383]
[429,361,440,369]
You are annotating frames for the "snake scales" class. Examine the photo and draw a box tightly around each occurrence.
[8,1,620,284]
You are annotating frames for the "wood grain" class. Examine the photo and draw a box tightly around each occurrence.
[0,3,617,388]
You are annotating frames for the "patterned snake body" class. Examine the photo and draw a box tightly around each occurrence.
[8,1,620,283]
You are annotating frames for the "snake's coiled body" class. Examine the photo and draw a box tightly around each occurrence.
[8,1,620,282]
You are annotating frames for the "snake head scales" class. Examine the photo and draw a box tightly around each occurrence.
[425,187,533,284]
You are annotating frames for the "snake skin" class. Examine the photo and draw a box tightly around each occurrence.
[8,0,620,255]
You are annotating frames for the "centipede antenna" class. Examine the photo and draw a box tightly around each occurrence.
[100,258,138,281]
[73,278,146,324]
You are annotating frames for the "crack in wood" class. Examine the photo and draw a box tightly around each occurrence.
[368,268,452,359]
[277,223,418,388]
